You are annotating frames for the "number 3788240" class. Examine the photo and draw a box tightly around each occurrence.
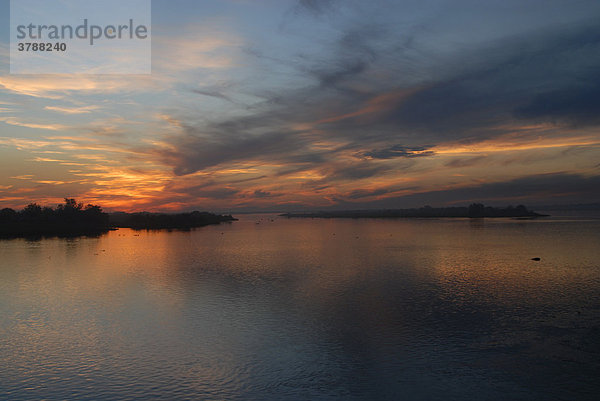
[17,42,67,52]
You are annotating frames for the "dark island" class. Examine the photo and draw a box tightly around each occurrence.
[0,198,237,238]
[109,211,237,230]
[281,203,547,219]
[0,198,111,238]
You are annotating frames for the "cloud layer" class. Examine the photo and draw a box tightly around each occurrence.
[1,0,599,210]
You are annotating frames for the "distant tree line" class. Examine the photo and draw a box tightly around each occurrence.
[109,211,237,229]
[0,198,238,237]
[0,198,110,237]
[466,203,538,218]
[282,204,546,219]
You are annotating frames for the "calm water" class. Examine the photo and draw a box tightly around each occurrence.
[1,214,599,400]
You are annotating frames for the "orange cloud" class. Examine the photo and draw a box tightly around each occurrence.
[45,105,100,114]
[0,75,160,99]
[0,117,69,131]
[314,87,423,125]
[436,134,600,155]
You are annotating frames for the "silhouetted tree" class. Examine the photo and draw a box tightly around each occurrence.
[0,208,17,223]
[22,203,43,220]
[113,210,236,229]
[0,199,110,237]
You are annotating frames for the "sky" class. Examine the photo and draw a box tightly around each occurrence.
[1,0,599,212]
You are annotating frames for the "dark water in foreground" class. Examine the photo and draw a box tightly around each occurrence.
[1,214,599,400]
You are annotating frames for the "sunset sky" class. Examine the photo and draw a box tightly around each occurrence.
[1,0,599,212]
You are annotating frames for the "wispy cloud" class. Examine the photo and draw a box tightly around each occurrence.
[0,75,160,99]
[356,145,436,160]
[153,26,242,74]
[0,117,69,131]
[1,0,599,210]
[10,175,34,180]
[45,105,100,114]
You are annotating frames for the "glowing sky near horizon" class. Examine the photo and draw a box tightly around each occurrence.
[0,0,599,211]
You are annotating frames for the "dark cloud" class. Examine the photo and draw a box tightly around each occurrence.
[320,161,391,181]
[156,125,322,176]
[314,59,369,89]
[334,173,600,209]
[346,188,390,200]
[152,2,600,208]
[357,145,435,160]
[162,181,240,200]
[229,175,269,184]
[196,188,240,199]
[295,0,339,16]
[515,77,600,126]
[444,156,488,168]
[192,89,234,104]
[309,26,383,90]
[302,19,600,145]
[159,15,600,175]
[385,21,600,136]
[252,189,281,199]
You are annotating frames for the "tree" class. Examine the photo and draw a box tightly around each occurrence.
[22,203,42,219]
[0,208,17,223]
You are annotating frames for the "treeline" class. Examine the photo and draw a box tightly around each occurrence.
[109,211,237,229]
[282,204,546,219]
[0,198,238,237]
[465,203,544,218]
[0,198,110,237]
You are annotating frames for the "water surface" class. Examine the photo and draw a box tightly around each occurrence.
[1,215,599,400]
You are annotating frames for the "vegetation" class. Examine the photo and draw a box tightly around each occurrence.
[281,204,547,219]
[0,198,237,238]
[0,198,110,237]
[109,211,237,229]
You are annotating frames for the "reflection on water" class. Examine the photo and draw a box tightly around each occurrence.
[1,215,599,400]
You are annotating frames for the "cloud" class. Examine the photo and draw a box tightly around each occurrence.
[333,173,600,208]
[346,188,390,200]
[295,0,340,16]
[253,189,272,198]
[149,11,600,208]
[0,75,158,99]
[515,76,600,126]
[381,22,600,138]
[153,28,242,74]
[2,1,600,211]
[45,105,100,114]
[317,161,393,181]
[0,117,69,131]
[153,119,325,175]
[444,156,489,168]
[278,15,600,150]
[191,88,235,103]
[194,187,240,199]
[315,58,370,89]
[357,145,435,160]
